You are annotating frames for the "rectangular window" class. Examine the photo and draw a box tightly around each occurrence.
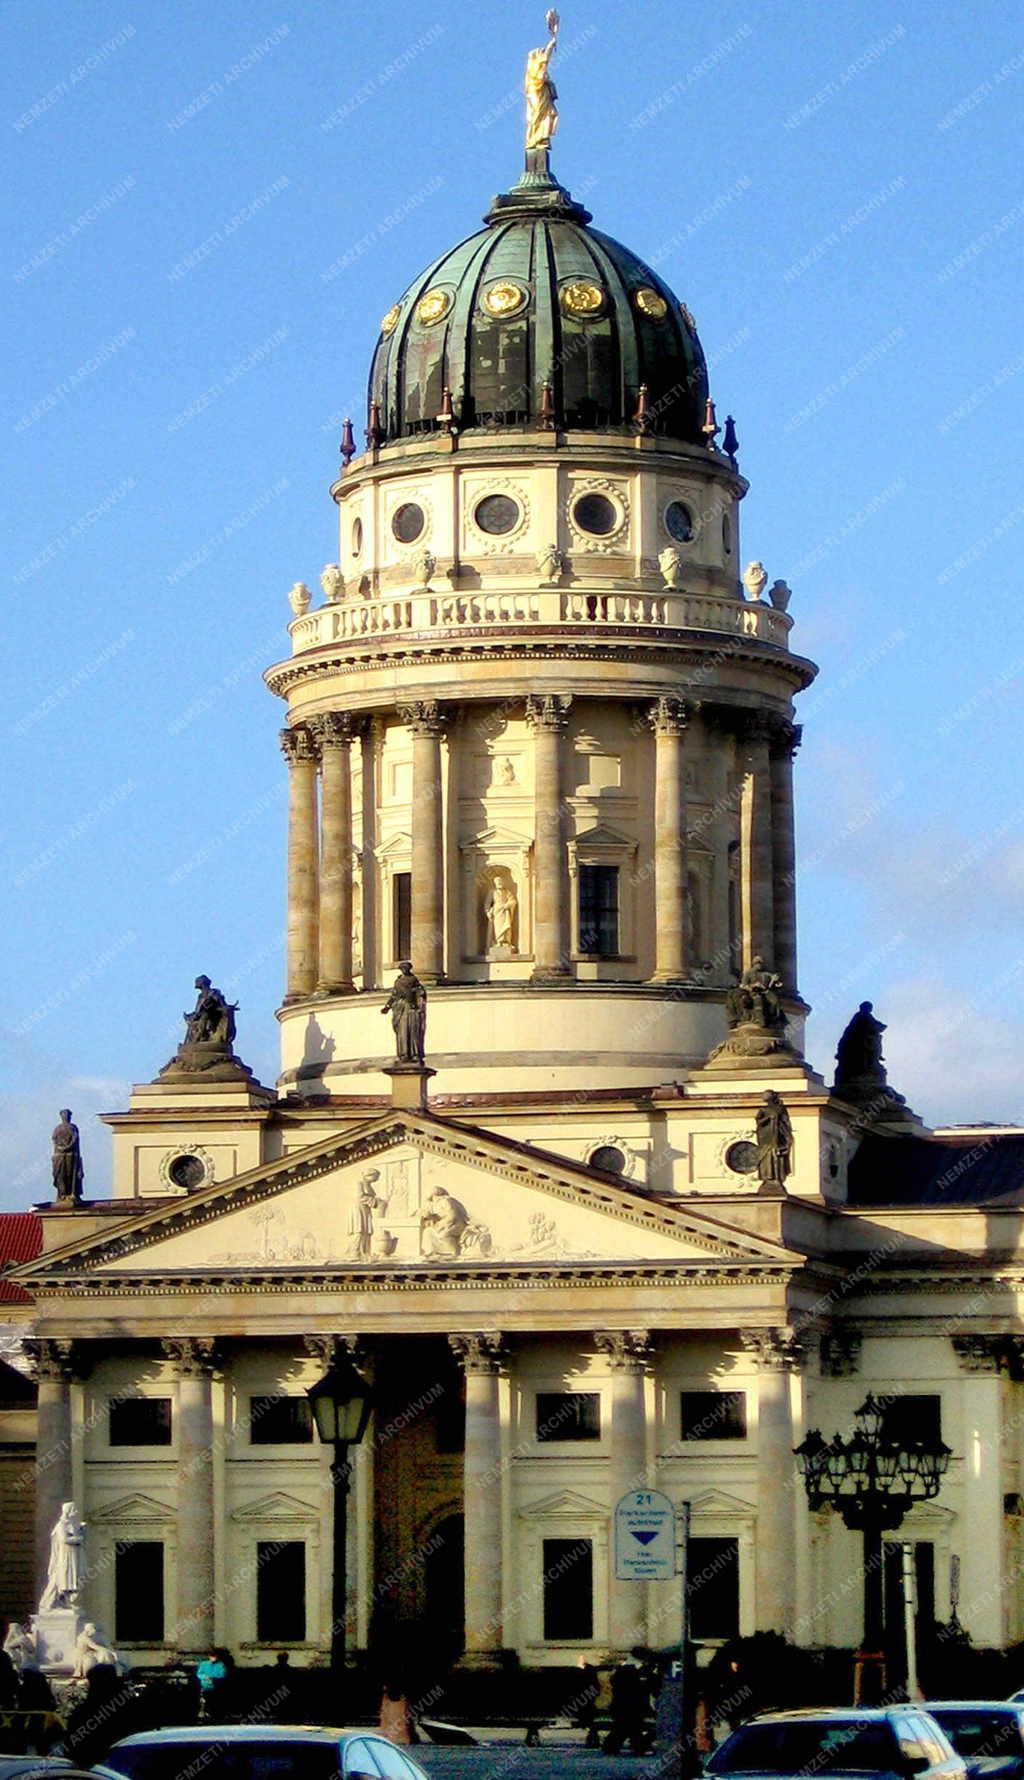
[536,1391,601,1442]
[115,1540,164,1641]
[257,1540,306,1642]
[687,1536,739,1640]
[109,1397,172,1446]
[542,1537,593,1640]
[681,1390,747,1441]
[880,1395,942,1445]
[393,872,412,961]
[578,864,619,956]
[249,1395,314,1444]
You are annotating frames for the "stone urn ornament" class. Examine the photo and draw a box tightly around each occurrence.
[742,560,768,601]
[658,546,684,590]
[769,578,792,611]
[536,543,565,584]
[320,563,345,604]
[413,550,436,589]
[288,580,312,616]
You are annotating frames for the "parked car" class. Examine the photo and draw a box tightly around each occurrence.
[925,1705,1024,1779]
[102,1726,433,1780]
[705,1707,966,1780]
[0,1764,95,1780]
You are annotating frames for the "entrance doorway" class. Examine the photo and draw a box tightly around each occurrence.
[424,1513,465,1660]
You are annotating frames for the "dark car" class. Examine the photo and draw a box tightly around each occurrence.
[926,1705,1024,1779]
[101,1726,432,1780]
[0,1763,96,1780]
[706,1707,966,1780]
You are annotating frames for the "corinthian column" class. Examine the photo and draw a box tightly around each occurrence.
[737,714,775,969]
[595,1330,652,1651]
[771,721,801,995]
[408,702,446,983]
[311,714,355,994]
[24,1339,77,1601]
[649,698,689,981]
[450,1334,505,1660]
[163,1337,220,1653]
[280,726,320,1000]
[526,695,570,979]
[740,1328,804,1636]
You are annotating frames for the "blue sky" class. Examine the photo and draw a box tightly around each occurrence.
[3,0,1023,1207]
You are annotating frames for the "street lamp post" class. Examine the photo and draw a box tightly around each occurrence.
[308,1350,374,1679]
[794,1393,950,1703]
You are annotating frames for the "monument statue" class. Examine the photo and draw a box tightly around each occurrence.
[2,1619,35,1672]
[755,1091,793,1189]
[73,1620,123,1677]
[835,1001,887,1086]
[420,1185,470,1257]
[348,1169,387,1261]
[39,1500,85,1610]
[725,957,787,1032]
[486,876,518,950]
[183,975,238,1048]
[52,1109,84,1203]
[382,963,427,1064]
[525,10,560,155]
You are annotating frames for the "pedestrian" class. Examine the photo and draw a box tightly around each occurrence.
[196,1647,227,1719]
[62,1663,139,1766]
[603,1656,647,1756]
[574,1654,601,1749]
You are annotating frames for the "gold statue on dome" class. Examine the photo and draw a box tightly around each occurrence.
[525,10,560,154]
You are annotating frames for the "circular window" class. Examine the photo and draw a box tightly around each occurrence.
[380,303,401,337]
[590,1144,627,1176]
[722,512,732,555]
[417,288,451,326]
[573,492,619,537]
[392,502,426,545]
[481,279,529,319]
[664,500,694,543]
[351,517,363,557]
[474,494,520,536]
[635,286,668,319]
[168,1153,206,1191]
[560,279,605,318]
[725,1140,759,1176]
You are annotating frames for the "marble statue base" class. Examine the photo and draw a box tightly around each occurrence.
[32,1606,85,1674]
[383,1063,436,1111]
[159,1040,259,1084]
[705,1022,801,1070]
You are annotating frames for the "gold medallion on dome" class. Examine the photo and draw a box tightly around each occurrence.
[380,304,401,337]
[481,279,530,319]
[635,286,668,319]
[417,288,451,325]
[560,279,605,317]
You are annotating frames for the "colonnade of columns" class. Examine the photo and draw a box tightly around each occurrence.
[278,699,801,1002]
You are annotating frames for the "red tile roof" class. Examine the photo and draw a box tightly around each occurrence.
[0,1212,42,1303]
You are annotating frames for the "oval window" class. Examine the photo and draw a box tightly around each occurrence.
[664,500,694,544]
[474,494,520,536]
[169,1153,206,1191]
[590,1144,626,1176]
[351,517,363,557]
[573,492,619,537]
[725,1140,758,1176]
[392,502,425,544]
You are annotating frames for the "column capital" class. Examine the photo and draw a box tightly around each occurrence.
[819,1325,862,1378]
[739,1326,807,1371]
[22,1337,81,1382]
[280,724,318,766]
[772,719,802,759]
[738,710,781,749]
[594,1329,653,1372]
[161,1336,222,1378]
[303,1333,369,1369]
[952,1332,1018,1375]
[309,712,354,750]
[525,693,570,734]
[449,1332,506,1374]
[647,696,689,736]
[404,699,449,738]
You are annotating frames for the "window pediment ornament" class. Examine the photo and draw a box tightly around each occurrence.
[230,1491,321,1525]
[91,1492,175,1526]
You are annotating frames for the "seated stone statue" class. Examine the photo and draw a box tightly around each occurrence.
[725,956,786,1031]
[183,975,238,1049]
[73,1620,123,1677]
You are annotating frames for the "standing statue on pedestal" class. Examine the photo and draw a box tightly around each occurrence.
[486,876,518,952]
[52,1110,84,1203]
[835,1001,887,1087]
[525,11,560,159]
[755,1091,793,1190]
[382,963,427,1064]
[39,1501,85,1610]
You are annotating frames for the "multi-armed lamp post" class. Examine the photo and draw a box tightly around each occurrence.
[795,1392,951,1701]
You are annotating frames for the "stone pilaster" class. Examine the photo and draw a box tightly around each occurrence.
[526,695,571,979]
[770,721,801,994]
[649,698,689,981]
[737,713,775,970]
[450,1334,506,1659]
[359,720,382,989]
[311,713,355,994]
[595,1330,652,1650]
[281,726,320,1001]
[952,1334,1005,1646]
[24,1339,78,1603]
[408,702,446,984]
[740,1328,805,1636]
[162,1337,221,1653]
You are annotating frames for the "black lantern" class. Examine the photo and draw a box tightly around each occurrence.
[308,1349,375,1678]
[795,1393,950,1701]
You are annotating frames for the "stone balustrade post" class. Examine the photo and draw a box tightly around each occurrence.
[162,1337,220,1653]
[450,1334,506,1659]
[311,714,355,994]
[649,698,689,981]
[281,726,320,1000]
[526,695,571,979]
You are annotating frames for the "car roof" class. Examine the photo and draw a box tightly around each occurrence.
[110,1728,371,1745]
[749,1710,910,1722]
[927,1703,1021,1710]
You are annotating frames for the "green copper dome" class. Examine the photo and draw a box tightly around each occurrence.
[368,174,709,446]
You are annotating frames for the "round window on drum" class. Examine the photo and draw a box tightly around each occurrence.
[572,492,619,537]
[392,502,426,544]
[474,494,521,536]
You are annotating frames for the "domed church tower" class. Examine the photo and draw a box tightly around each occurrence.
[267,59,816,1098]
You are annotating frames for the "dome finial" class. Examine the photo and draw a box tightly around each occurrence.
[524,10,560,177]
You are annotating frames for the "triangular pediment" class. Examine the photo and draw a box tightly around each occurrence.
[690,1488,755,1519]
[519,1488,607,1519]
[230,1492,320,1524]
[90,1493,174,1525]
[375,831,412,860]
[573,821,633,849]
[11,1110,803,1283]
